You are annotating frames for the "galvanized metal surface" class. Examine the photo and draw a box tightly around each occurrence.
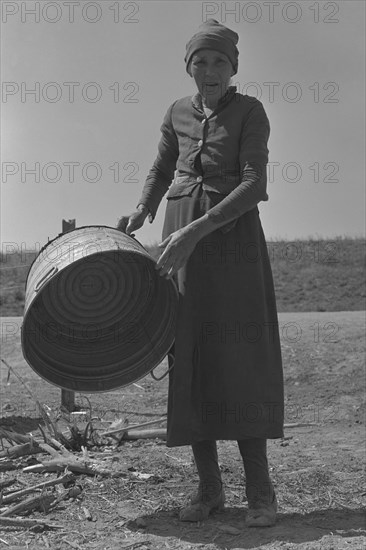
[21,226,178,392]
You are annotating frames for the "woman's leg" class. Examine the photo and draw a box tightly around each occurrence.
[237,438,277,526]
[179,440,225,521]
[191,440,223,501]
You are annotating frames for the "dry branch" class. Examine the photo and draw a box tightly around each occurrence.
[22,459,124,477]
[0,516,63,529]
[124,428,167,440]
[25,438,125,476]
[22,440,126,477]
[109,422,314,441]
[0,493,56,517]
[48,486,79,511]
[0,430,115,476]
[2,473,74,505]
[0,430,74,460]
[37,442,64,459]
[0,460,20,472]
[44,437,69,452]
[100,417,166,437]
[0,442,43,460]
[38,423,72,451]
[0,478,16,490]
[0,428,35,445]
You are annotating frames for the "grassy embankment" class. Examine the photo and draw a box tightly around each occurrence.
[0,237,365,316]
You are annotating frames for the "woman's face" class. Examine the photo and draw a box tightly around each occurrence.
[189,49,234,105]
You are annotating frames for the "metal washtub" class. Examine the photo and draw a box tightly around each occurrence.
[21,226,178,392]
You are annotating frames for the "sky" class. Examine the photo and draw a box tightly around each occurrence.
[1,0,365,252]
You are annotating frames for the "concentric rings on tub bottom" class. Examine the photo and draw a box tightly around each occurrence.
[21,226,178,392]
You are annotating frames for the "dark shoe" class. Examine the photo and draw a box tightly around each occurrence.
[179,488,225,522]
[245,492,277,527]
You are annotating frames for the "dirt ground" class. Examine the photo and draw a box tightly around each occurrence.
[0,311,365,550]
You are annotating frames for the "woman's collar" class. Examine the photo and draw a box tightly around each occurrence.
[191,85,237,112]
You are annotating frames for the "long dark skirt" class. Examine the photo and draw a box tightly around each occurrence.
[162,186,284,447]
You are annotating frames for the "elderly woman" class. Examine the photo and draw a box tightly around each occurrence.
[118,19,284,527]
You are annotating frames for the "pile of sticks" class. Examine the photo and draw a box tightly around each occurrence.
[0,426,127,530]
[0,471,75,530]
[0,414,168,531]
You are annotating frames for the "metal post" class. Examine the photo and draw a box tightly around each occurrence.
[61,219,76,412]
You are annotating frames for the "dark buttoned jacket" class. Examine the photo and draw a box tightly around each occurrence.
[138,86,270,220]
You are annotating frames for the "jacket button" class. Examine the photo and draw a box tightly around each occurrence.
[198,139,203,147]
[196,176,203,183]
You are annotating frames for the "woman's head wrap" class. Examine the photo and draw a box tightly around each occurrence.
[184,19,239,75]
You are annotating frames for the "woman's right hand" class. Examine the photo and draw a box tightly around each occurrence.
[116,205,151,236]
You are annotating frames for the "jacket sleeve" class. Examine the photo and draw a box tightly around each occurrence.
[206,101,270,229]
[239,99,270,168]
[206,162,267,228]
[136,102,179,220]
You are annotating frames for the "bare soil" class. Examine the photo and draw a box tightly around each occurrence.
[0,311,365,550]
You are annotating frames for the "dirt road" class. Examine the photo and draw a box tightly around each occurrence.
[0,312,365,549]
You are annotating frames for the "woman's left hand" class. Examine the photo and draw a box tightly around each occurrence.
[156,226,200,278]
